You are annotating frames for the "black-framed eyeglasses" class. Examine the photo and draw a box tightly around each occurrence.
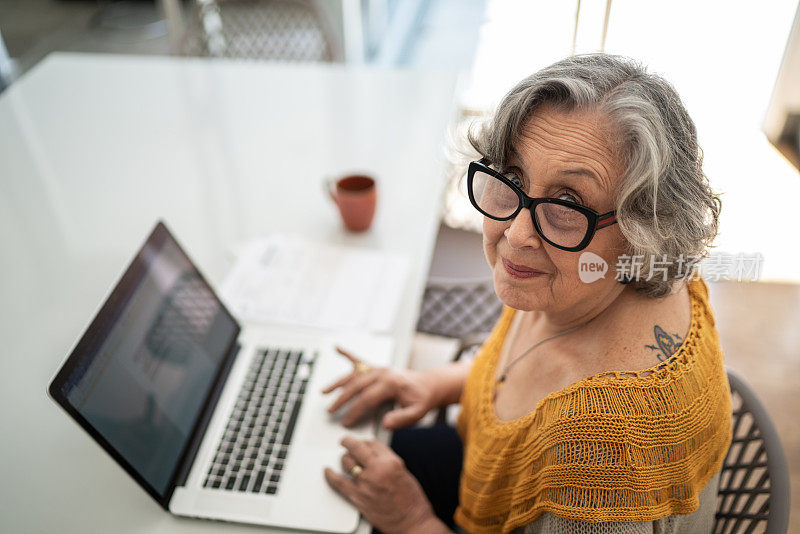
[467,158,618,252]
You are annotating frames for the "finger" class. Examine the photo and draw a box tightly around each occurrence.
[360,438,384,456]
[324,467,359,500]
[341,382,391,427]
[327,371,378,414]
[321,372,355,394]
[335,346,362,365]
[341,436,374,466]
[381,404,425,430]
[340,452,359,475]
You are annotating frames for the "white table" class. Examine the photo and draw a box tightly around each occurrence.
[0,53,457,533]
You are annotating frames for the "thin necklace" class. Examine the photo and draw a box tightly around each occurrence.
[496,319,590,386]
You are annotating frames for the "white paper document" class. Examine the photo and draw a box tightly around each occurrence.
[220,235,410,333]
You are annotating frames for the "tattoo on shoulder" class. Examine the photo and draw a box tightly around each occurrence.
[644,325,683,362]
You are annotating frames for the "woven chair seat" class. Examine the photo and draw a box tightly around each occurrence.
[181,0,334,61]
[416,276,503,339]
[713,367,790,533]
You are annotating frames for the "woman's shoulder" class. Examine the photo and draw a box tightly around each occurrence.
[556,277,726,418]
[597,279,696,378]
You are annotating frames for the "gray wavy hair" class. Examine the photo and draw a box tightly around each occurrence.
[465,53,721,298]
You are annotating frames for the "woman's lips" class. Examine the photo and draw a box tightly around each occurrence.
[502,258,545,279]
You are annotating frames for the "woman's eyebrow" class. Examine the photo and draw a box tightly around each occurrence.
[508,147,606,191]
[509,147,606,190]
[508,147,524,168]
[558,168,604,187]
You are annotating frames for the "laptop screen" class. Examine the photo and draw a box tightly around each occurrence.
[49,222,239,502]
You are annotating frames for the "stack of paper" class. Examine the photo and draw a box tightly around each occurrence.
[219,235,410,333]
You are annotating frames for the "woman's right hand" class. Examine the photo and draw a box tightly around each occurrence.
[322,365,439,430]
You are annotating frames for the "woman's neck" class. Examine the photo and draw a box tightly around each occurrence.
[519,284,634,341]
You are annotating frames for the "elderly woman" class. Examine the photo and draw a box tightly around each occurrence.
[322,53,731,534]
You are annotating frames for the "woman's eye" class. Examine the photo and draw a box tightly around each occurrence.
[558,191,582,205]
[502,171,524,189]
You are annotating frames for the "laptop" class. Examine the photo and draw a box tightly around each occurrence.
[47,221,393,533]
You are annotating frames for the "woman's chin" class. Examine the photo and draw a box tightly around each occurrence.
[494,276,550,311]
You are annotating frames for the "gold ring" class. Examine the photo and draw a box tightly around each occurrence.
[354,361,372,375]
[348,463,364,479]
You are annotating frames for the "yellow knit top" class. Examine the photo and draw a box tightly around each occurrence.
[455,277,732,533]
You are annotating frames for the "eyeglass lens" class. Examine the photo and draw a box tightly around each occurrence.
[470,169,590,248]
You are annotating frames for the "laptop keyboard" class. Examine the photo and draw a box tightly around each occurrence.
[202,347,316,495]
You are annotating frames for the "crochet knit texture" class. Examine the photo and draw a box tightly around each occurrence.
[455,277,732,533]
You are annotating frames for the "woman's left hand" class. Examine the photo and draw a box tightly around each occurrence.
[323,436,446,534]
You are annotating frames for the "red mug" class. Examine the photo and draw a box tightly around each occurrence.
[324,174,377,232]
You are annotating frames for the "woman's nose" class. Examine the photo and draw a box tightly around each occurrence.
[504,208,543,249]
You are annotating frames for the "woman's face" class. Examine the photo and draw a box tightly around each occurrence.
[483,105,628,316]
